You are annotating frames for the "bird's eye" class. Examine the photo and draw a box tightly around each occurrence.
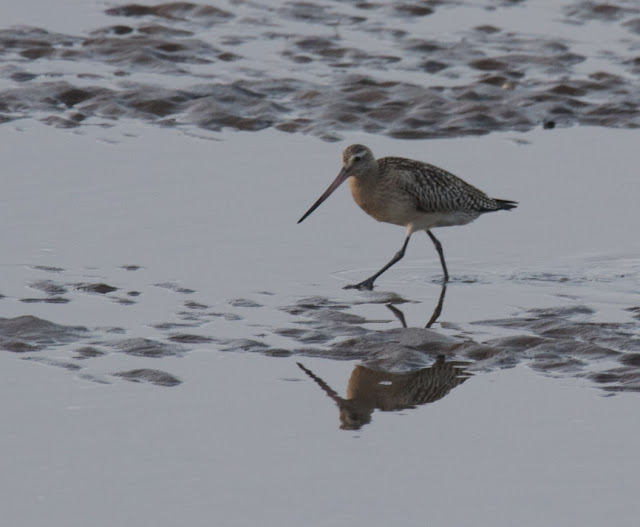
[354,156,362,162]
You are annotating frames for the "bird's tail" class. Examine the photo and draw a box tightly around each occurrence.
[494,199,518,210]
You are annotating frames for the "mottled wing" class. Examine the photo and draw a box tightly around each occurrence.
[379,157,498,213]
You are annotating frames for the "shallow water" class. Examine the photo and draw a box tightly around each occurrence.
[2,121,639,526]
[2,1,640,526]
[6,352,640,527]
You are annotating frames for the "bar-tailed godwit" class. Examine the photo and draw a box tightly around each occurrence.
[298,144,517,290]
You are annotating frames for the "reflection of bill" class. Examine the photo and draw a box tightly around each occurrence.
[297,357,471,430]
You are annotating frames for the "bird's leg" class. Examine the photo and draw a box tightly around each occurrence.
[344,234,411,290]
[427,230,449,282]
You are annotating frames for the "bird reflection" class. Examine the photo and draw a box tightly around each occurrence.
[298,356,471,430]
[387,283,447,328]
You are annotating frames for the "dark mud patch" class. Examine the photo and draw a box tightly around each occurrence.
[183,300,208,309]
[564,1,639,22]
[626,307,640,321]
[2,2,640,140]
[154,282,196,294]
[170,307,243,325]
[111,337,184,357]
[153,321,200,330]
[220,338,270,353]
[472,305,640,391]
[75,282,118,294]
[1,266,227,383]
[31,265,65,273]
[4,264,639,399]
[113,368,182,387]
[228,298,263,308]
[24,356,82,371]
[279,296,351,316]
[20,280,121,303]
[74,345,107,359]
[29,279,68,296]
[0,315,88,352]
[167,333,216,344]
[104,3,233,22]
[20,296,71,304]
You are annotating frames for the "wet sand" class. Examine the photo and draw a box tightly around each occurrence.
[2,1,640,140]
[1,1,640,526]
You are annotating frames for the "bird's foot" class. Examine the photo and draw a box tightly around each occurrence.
[343,279,375,291]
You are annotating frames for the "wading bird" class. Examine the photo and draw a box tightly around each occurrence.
[298,144,517,290]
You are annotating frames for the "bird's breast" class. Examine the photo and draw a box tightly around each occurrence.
[349,176,411,226]
[349,177,382,219]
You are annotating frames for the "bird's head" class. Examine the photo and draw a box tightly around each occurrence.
[297,144,376,224]
[341,144,376,177]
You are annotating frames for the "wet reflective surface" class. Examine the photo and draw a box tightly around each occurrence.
[5,260,638,395]
[2,1,640,526]
[3,0,640,140]
[1,117,639,526]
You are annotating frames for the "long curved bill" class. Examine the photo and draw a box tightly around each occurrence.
[298,168,349,224]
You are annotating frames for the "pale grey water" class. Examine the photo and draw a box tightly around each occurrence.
[1,1,640,526]
[4,350,640,527]
[1,120,638,527]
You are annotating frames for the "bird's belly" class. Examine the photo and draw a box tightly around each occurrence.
[356,198,414,226]
[350,180,475,228]
[411,211,480,231]
[355,190,481,231]
[350,184,414,226]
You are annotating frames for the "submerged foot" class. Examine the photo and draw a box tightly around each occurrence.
[344,279,375,291]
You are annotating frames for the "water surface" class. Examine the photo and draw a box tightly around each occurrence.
[1,1,640,526]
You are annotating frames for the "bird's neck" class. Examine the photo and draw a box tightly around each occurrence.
[348,167,379,215]
[348,164,379,189]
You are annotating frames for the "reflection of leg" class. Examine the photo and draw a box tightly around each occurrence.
[386,282,446,328]
[427,230,449,282]
[426,283,447,328]
[345,233,411,290]
[386,303,408,328]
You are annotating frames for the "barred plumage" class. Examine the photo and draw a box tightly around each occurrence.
[380,157,499,213]
[298,144,517,289]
